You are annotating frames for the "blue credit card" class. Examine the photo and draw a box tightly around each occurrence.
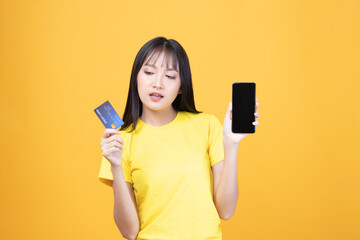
[94,100,124,129]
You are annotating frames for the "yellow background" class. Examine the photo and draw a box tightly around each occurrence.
[1,0,359,239]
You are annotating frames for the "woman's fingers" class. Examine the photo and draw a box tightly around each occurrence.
[101,135,124,149]
[254,99,260,127]
[254,99,259,119]
[100,129,124,167]
[101,128,121,140]
[106,135,124,144]
[103,147,123,157]
[100,129,122,146]
[102,141,124,153]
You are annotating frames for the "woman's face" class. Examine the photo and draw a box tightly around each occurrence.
[137,50,181,114]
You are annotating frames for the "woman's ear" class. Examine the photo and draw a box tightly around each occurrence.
[178,89,182,94]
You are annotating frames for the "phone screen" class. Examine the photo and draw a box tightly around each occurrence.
[232,82,256,133]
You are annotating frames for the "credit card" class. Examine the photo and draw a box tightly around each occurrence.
[94,100,124,129]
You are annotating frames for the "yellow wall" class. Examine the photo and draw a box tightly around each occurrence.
[1,0,359,239]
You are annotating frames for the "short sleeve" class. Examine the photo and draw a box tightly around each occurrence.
[97,133,133,186]
[208,114,224,167]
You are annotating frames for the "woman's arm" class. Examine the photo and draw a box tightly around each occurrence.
[111,166,140,240]
[212,140,239,220]
[213,100,260,220]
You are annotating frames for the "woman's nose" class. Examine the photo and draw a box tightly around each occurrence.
[152,75,163,89]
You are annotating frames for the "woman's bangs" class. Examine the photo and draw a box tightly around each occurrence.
[144,46,179,72]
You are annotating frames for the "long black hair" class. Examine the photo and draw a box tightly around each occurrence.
[121,36,201,132]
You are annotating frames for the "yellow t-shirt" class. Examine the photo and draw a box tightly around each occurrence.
[98,111,225,240]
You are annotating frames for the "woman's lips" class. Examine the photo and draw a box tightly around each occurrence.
[149,94,163,101]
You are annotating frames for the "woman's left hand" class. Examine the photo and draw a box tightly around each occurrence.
[223,98,260,144]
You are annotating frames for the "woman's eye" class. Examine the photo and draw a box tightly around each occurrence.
[144,71,175,79]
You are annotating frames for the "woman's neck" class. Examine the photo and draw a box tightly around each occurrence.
[140,107,178,127]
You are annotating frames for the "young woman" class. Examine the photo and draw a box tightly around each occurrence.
[98,36,260,240]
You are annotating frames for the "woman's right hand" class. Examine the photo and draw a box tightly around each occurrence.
[100,129,124,167]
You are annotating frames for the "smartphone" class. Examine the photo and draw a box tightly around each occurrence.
[232,82,256,133]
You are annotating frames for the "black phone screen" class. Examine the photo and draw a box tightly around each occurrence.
[232,82,256,133]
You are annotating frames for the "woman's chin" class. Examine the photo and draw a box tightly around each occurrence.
[143,104,173,113]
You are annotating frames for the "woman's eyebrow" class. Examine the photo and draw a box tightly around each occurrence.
[144,63,178,72]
